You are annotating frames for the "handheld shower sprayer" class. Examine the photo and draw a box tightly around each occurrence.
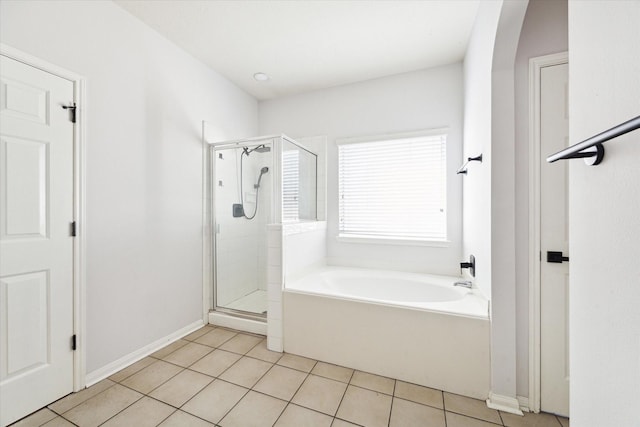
[235,143,272,220]
[254,166,270,189]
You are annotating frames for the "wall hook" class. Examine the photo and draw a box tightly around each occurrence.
[456,154,483,175]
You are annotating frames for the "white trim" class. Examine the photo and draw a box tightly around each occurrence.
[335,127,449,146]
[336,235,450,247]
[0,43,88,392]
[201,122,212,323]
[486,392,524,416]
[517,395,531,413]
[528,51,568,414]
[84,320,204,387]
[209,312,267,335]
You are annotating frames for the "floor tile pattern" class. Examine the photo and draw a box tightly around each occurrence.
[11,326,571,427]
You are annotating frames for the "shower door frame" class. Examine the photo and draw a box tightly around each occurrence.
[208,136,283,322]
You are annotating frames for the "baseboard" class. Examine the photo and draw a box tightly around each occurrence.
[486,392,525,416]
[85,319,204,387]
[517,395,531,412]
[208,312,267,335]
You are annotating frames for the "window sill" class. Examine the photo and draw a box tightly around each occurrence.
[336,234,450,248]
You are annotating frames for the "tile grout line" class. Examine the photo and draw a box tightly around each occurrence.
[387,379,397,427]
[212,385,251,425]
[122,359,188,397]
[393,395,446,414]
[280,360,316,414]
[348,371,395,396]
[445,409,505,427]
[47,381,118,417]
[151,407,178,427]
[330,364,356,424]
[212,349,285,425]
[442,391,448,427]
[90,391,145,427]
[143,342,258,424]
[58,416,80,427]
[143,393,217,426]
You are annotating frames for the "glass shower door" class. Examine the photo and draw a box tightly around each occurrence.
[212,141,273,318]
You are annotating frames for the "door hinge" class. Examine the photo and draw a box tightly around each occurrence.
[70,221,77,237]
[62,102,77,123]
[71,334,77,351]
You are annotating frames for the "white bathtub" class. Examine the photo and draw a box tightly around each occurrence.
[283,266,490,399]
[287,267,488,318]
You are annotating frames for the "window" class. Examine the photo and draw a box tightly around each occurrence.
[282,149,300,222]
[338,131,447,242]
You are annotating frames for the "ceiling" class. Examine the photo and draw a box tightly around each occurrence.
[115,0,479,101]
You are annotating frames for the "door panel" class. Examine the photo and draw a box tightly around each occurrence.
[1,77,50,124]
[1,136,49,239]
[540,62,570,417]
[3,271,49,376]
[0,54,75,426]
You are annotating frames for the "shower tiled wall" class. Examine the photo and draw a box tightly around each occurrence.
[266,221,327,352]
[215,149,271,307]
[266,224,283,351]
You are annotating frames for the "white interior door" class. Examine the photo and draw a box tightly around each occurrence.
[0,55,75,426]
[540,62,570,417]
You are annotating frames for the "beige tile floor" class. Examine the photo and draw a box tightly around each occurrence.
[12,325,571,427]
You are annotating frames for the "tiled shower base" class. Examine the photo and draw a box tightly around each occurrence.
[13,325,570,427]
[224,290,268,315]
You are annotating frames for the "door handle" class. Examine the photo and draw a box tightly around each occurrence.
[547,251,569,263]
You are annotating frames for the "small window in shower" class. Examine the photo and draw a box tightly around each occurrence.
[337,130,447,242]
[282,140,317,222]
[282,150,300,221]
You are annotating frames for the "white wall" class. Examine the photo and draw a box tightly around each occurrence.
[0,0,258,375]
[463,0,529,405]
[283,222,327,280]
[462,1,501,300]
[513,0,568,398]
[490,0,529,405]
[569,1,640,425]
[260,64,464,276]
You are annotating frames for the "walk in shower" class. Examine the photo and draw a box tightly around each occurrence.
[207,134,317,324]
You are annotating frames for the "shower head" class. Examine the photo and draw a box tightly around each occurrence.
[243,144,271,156]
[261,166,269,174]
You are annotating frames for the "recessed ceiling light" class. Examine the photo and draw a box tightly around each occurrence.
[253,72,270,82]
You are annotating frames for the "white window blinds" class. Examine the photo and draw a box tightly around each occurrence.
[338,134,447,241]
[282,150,300,222]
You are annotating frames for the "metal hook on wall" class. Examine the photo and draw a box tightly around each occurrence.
[456,154,483,175]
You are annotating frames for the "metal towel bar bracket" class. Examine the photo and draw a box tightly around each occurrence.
[547,115,640,165]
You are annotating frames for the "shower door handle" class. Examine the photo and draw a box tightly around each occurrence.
[546,251,569,263]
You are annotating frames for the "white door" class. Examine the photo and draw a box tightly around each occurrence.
[540,62,570,417]
[0,55,75,426]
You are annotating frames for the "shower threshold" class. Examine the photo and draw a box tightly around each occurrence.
[211,289,267,335]
[209,309,267,335]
